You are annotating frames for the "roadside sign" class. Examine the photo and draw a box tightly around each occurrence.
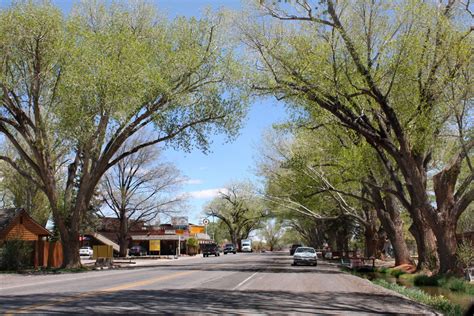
[150,240,161,251]
[203,219,210,225]
[93,245,113,259]
[190,226,205,234]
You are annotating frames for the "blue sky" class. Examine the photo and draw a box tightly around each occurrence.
[1,0,288,224]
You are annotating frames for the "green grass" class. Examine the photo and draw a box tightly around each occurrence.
[373,279,463,316]
[390,269,406,278]
[377,267,389,274]
[374,267,406,278]
[414,274,474,295]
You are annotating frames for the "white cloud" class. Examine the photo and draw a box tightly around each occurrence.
[186,188,227,199]
[184,179,204,185]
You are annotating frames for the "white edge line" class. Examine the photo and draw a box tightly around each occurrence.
[232,272,258,290]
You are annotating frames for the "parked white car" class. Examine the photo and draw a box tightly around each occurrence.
[292,247,317,266]
[79,246,93,258]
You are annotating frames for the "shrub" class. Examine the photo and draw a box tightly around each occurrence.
[456,240,473,269]
[0,239,33,271]
[466,283,474,295]
[445,278,466,292]
[187,238,199,248]
[414,274,438,286]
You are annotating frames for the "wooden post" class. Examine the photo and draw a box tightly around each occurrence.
[34,240,39,269]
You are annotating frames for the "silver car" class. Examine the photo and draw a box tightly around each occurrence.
[292,247,317,266]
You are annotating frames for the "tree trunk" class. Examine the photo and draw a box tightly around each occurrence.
[381,194,413,266]
[58,202,83,269]
[362,205,378,258]
[432,217,460,274]
[119,215,129,257]
[431,159,467,275]
[236,237,242,251]
[61,232,81,269]
[343,225,349,254]
[118,236,129,257]
[390,224,413,266]
[409,218,439,273]
[231,231,238,251]
[364,224,378,258]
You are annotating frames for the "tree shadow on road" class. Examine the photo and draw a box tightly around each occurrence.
[0,288,433,315]
[123,257,344,275]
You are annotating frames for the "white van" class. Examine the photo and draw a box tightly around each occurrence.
[241,239,252,252]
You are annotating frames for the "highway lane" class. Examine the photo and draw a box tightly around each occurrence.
[0,252,434,315]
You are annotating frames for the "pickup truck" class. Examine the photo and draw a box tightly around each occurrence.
[201,243,220,257]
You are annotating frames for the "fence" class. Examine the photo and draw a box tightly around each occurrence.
[36,240,63,268]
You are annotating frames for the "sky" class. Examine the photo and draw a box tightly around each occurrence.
[0,0,289,224]
[150,1,288,224]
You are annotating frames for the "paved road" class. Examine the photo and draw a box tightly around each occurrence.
[0,252,434,315]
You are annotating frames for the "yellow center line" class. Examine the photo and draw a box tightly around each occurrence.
[5,270,197,315]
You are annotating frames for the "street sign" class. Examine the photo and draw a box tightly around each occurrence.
[203,218,210,225]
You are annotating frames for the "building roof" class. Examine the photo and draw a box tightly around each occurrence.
[0,208,51,238]
[0,208,22,231]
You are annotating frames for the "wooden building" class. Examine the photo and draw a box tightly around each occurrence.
[0,208,50,241]
[0,208,60,268]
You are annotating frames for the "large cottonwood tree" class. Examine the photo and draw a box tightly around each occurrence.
[0,2,247,267]
[258,128,413,265]
[245,0,473,274]
[205,182,267,250]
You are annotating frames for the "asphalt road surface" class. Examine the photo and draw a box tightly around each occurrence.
[0,252,435,315]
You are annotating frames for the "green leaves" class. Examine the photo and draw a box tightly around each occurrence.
[1,1,248,153]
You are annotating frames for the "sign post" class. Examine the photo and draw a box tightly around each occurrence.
[176,235,181,258]
[203,218,210,236]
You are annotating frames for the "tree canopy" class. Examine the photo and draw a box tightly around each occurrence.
[0,1,248,267]
[243,0,473,273]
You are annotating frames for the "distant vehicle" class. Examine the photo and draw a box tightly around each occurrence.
[202,243,220,257]
[290,244,302,256]
[79,246,93,258]
[241,239,252,252]
[129,245,147,256]
[223,244,237,255]
[292,247,317,266]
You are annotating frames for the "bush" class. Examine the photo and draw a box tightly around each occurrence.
[440,277,474,295]
[456,240,473,269]
[445,278,466,292]
[414,274,439,286]
[187,238,199,248]
[0,239,33,271]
